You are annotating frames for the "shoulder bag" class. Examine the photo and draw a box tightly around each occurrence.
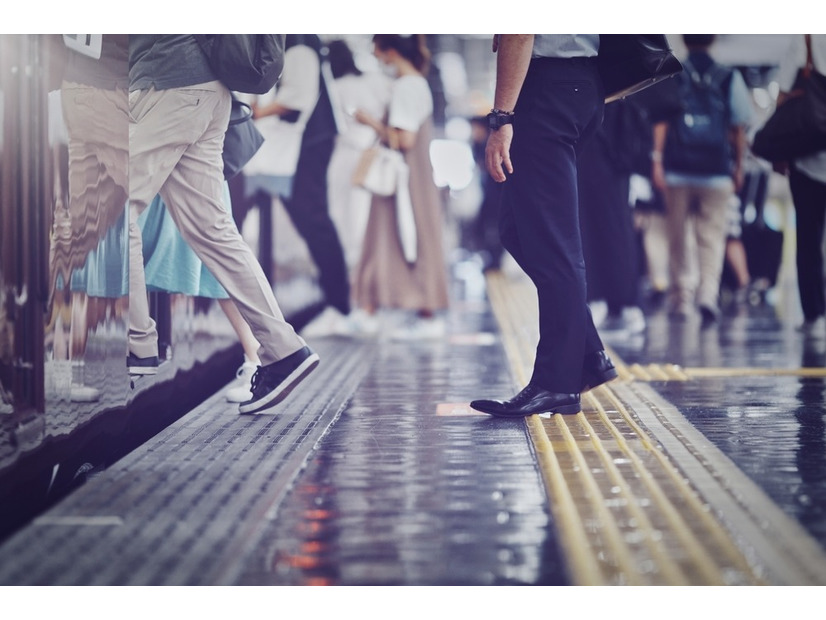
[222,97,265,180]
[751,35,826,163]
[597,34,683,103]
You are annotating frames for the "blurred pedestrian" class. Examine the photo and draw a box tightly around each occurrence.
[128,34,317,415]
[470,34,617,418]
[467,109,505,272]
[775,34,826,338]
[578,98,648,337]
[325,39,392,275]
[349,34,450,340]
[651,34,752,325]
[242,35,352,339]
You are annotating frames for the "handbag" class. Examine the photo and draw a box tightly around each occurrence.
[597,34,683,103]
[751,35,826,163]
[352,144,407,197]
[352,135,417,263]
[222,97,265,180]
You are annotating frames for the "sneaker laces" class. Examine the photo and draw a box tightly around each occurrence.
[248,367,264,394]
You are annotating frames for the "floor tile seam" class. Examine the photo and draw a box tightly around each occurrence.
[616,380,826,585]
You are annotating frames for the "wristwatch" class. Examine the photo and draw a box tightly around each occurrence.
[487,109,514,130]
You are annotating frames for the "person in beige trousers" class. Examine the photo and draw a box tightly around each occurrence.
[127,35,317,414]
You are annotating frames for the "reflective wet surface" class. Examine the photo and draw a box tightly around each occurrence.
[606,282,826,554]
[2,257,825,584]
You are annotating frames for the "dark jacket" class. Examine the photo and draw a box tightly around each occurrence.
[129,35,215,92]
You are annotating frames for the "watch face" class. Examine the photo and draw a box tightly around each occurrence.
[487,112,511,129]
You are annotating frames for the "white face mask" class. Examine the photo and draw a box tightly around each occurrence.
[380,62,399,78]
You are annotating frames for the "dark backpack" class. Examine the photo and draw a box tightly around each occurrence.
[195,34,285,95]
[664,58,734,175]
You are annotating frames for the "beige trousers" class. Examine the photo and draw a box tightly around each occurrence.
[128,81,304,365]
[664,182,732,311]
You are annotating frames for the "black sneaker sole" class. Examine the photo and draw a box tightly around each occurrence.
[238,353,319,414]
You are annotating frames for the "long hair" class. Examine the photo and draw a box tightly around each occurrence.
[372,34,430,74]
[327,39,362,79]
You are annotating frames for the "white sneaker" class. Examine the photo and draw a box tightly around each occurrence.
[226,360,256,403]
[622,306,647,334]
[391,316,447,341]
[300,306,348,338]
[798,316,826,339]
[341,309,380,338]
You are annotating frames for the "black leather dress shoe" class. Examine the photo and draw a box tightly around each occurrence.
[581,350,618,392]
[470,384,580,418]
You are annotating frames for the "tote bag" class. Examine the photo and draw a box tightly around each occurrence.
[752,36,826,163]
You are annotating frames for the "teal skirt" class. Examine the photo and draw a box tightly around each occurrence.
[137,184,231,299]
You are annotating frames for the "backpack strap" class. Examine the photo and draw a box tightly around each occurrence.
[704,63,733,91]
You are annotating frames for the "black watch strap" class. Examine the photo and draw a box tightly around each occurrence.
[487,109,514,130]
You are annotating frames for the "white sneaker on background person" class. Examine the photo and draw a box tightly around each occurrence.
[798,316,826,339]
[391,315,447,341]
[621,306,647,334]
[226,357,257,403]
[341,309,381,338]
[599,306,647,337]
[300,306,349,338]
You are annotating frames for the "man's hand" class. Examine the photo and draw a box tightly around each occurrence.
[486,125,513,182]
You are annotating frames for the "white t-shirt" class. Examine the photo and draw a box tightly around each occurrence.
[388,74,433,133]
[777,34,826,183]
[332,71,392,150]
[243,44,319,177]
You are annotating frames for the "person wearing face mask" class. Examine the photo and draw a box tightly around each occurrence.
[347,34,450,339]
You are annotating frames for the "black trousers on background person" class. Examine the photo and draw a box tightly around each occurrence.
[790,166,826,322]
[282,134,352,316]
[578,103,640,314]
[499,56,605,393]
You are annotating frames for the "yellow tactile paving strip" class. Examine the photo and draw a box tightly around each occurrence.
[485,271,826,585]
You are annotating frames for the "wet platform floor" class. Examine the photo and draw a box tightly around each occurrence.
[1,265,826,585]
